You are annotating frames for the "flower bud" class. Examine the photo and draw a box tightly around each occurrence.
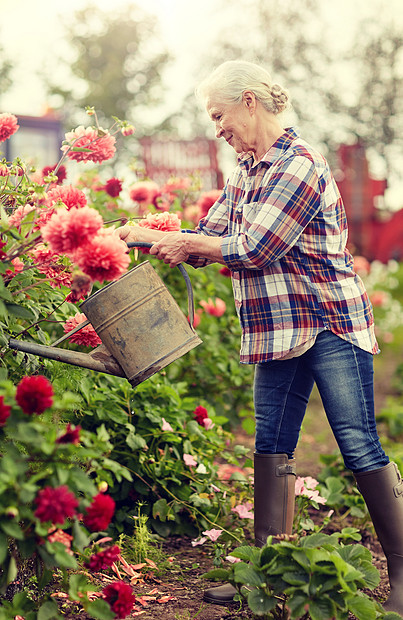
[5,506,19,519]
[98,481,108,493]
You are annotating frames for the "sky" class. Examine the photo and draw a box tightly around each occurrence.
[1,0,403,206]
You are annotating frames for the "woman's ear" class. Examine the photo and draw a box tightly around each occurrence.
[242,90,256,113]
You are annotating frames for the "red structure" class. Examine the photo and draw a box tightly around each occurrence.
[336,143,388,261]
[140,137,224,191]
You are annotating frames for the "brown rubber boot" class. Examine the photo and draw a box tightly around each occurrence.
[203,453,296,605]
[354,462,403,615]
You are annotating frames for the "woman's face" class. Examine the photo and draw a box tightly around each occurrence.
[207,96,255,154]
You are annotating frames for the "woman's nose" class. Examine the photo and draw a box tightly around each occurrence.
[215,122,224,139]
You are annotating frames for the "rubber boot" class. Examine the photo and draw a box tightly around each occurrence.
[354,462,403,615]
[203,453,296,605]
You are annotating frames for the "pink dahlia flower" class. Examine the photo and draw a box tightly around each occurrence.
[46,185,87,210]
[41,206,103,255]
[197,189,222,219]
[73,229,130,283]
[129,180,160,205]
[63,312,102,348]
[61,126,116,163]
[199,297,226,317]
[0,113,19,142]
[138,211,181,232]
[34,485,79,524]
[8,204,36,228]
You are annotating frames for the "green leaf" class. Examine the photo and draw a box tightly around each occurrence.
[85,599,115,620]
[0,532,8,564]
[202,568,230,581]
[7,556,18,584]
[247,588,277,614]
[307,596,337,620]
[37,600,62,620]
[1,520,25,540]
[229,545,261,563]
[153,498,169,522]
[233,563,265,587]
[5,303,36,320]
[347,593,377,620]
[72,517,91,552]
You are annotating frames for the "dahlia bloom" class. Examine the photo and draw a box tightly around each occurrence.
[41,206,103,255]
[104,177,122,198]
[86,545,120,570]
[193,405,208,426]
[47,528,74,555]
[30,243,59,266]
[129,180,160,205]
[73,228,130,283]
[83,493,115,531]
[219,266,231,277]
[197,189,222,219]
[61,126,116,163]
[16,375,54,415]
[0,396,11,426]
[121,124,135,136]
[42,164,67,185]
[56,423,81,445]
[0,113,19,143]
[0,162,9,176]
[46,185,87,210]
[8,204,36,228]
[63,313,102,348]
[66,271,93,302]
[200,297,226,317]
[5,257,24,279]
[34,485,79,524]
[138,211,181,232]
[102,581,136,619]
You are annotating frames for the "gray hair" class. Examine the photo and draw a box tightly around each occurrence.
[195,60,290,115]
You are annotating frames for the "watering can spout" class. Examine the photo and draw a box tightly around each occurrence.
[8,339,126,378]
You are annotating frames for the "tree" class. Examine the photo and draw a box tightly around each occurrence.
[0,42,13,105]
[46,4,171,132]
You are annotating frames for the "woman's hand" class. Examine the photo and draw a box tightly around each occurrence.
[149,233,190,268]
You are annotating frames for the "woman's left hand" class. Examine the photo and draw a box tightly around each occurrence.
[149,233,190,267]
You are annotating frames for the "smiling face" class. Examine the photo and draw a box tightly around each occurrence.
[207,94,256,155]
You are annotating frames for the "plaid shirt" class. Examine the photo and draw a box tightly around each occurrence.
[186,128,378,363]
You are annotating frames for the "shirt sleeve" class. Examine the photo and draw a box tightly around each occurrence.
[221,155,324,270]
[183,185,229,268]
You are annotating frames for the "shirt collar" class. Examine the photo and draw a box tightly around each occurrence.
[238,127,299,168]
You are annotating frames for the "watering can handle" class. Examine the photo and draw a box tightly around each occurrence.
[126,241,197,331]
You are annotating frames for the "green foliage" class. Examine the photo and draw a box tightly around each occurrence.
[204,531,391,619]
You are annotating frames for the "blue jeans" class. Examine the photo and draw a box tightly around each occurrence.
[253,330,389,473]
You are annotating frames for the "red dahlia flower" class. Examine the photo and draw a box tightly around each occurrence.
[56,423,81,445]
[83,493,115,531]
[42,164,67,184]
[15,375,54,415]
[0,113,19,142]
[0,396,11,426]
[102,581,136,619]
[104,177,122,198]
[34,485,79,524]
[61,126,116,163]
[193,405,208,426]
[63,313,102,348]
[86,545,120,570]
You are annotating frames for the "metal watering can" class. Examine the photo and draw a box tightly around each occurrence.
[8,242,202,387]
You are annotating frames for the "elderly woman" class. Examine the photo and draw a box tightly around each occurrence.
[118,60,403,613]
